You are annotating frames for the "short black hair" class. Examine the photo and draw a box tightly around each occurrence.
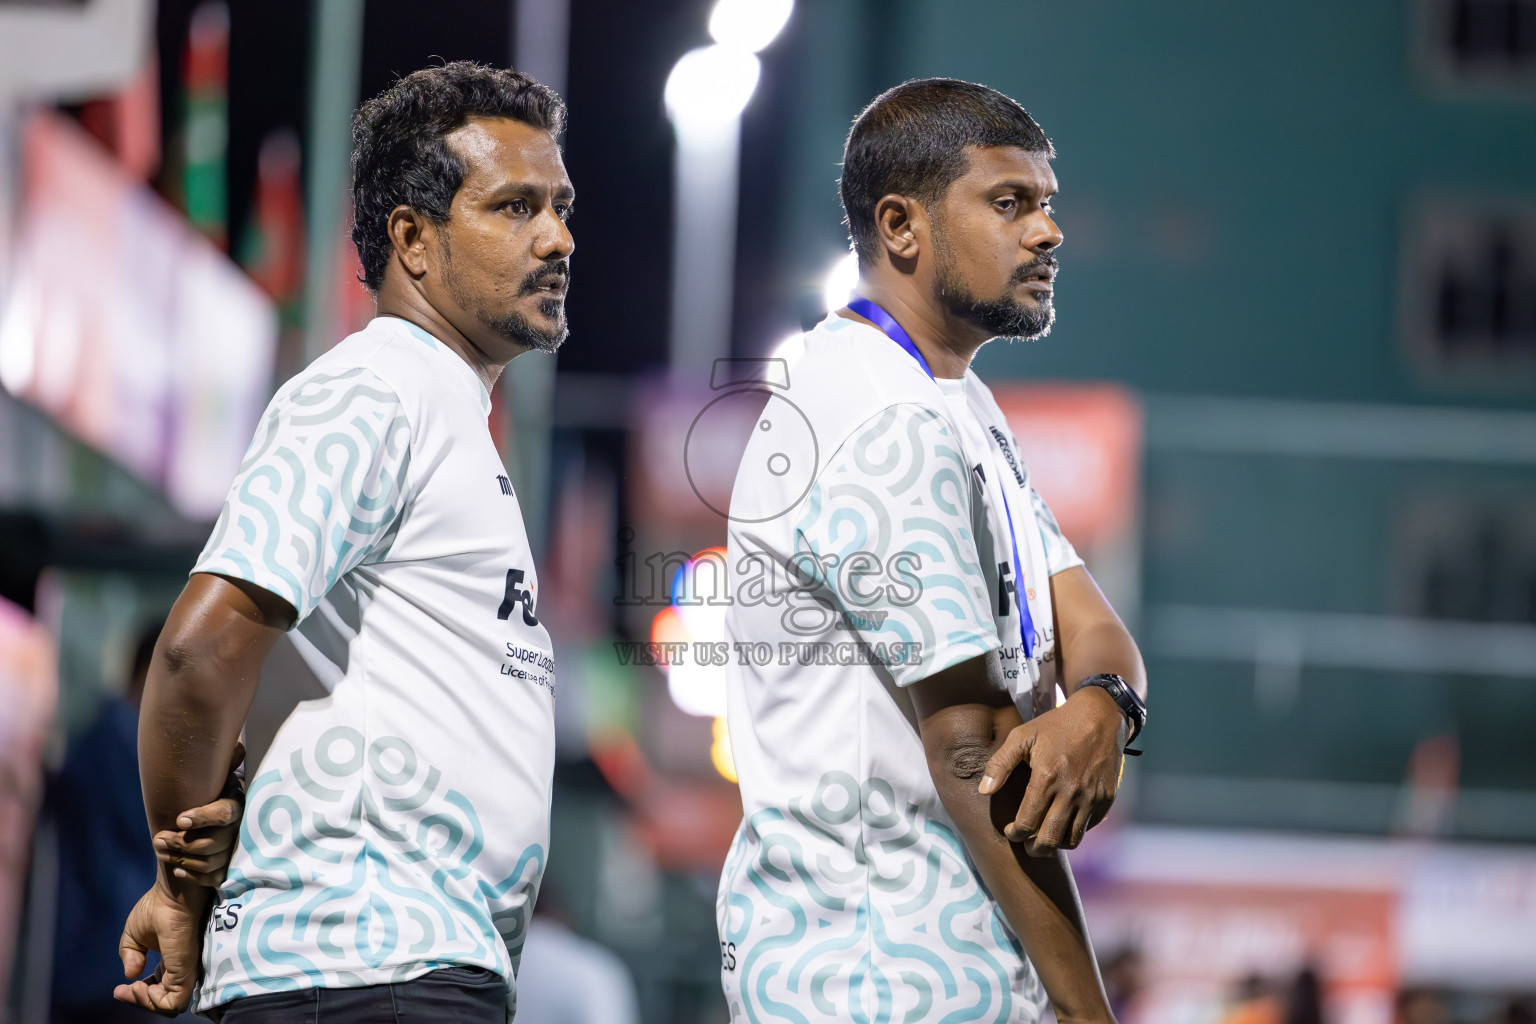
[839,78,1052,267]
[351,61,566,292]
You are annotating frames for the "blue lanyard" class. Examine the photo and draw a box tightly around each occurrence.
[846,297,1036,659]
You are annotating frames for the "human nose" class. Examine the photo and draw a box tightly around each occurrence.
[1027,210,1062,253]
[534,208,574,261]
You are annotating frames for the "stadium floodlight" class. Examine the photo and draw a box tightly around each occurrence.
[708,0,793,54]
[664,44,761,371]
[664,43,761,137]
[664,3,791,371]
[822,252,860,313]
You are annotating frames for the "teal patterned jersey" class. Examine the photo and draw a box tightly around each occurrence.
[718,315,1080,1024]
[191,317,555,1018]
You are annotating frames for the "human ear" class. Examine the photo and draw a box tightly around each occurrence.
[874,194,923,262]
[386,205,432,279]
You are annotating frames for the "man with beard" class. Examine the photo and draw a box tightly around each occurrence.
[717,79,1147,1023]
[113,62,572,1022]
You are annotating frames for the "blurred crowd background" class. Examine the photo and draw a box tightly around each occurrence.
[0,0,1534,1023]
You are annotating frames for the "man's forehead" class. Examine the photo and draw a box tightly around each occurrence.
[960,144,1056,190]
[447,116,569,188]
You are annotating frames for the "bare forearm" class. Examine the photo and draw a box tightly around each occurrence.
[1051,568,1145,701]
[139,659,254,836]
[926,719,1111,1022]
[1057,619,1145,700]
[139,574,286,891]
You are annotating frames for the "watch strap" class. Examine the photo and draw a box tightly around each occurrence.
[1076,672,1146,746]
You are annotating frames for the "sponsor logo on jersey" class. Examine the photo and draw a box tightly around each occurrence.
[988,426,1027,487]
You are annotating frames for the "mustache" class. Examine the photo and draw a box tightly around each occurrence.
[519,261,570,295]
[1009,251,1059,285]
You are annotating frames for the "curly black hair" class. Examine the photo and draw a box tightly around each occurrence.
[350,61,566,292]
[840,78,1051,268]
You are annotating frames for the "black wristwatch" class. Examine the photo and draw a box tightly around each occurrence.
[1075,673,1146,750]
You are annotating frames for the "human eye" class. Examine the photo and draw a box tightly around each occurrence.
[502,198,530,215]
[994,196,1018,213]
[555,202,573,221]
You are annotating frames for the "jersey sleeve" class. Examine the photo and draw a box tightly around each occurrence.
[1027,483,1084,576]
[192,365,412,624]
[792,404,1001,687]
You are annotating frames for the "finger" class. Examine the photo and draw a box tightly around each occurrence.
[123,979,180,1015]
[176,795,241,831]
[1064,804,1094,851]
[155,947,199,1013]
[115,969,180,1013]
[172,865,228,886]
[156,830,234,857]
[1024,798,1076,857]
[164,851,221,873]
[114,980,158,1009]
[979,723,1037,795]
[1086,790,1116,832]
[1007,763,1056,840]
[119,928,147,979]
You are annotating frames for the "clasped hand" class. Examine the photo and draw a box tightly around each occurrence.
[114,745,246,1015]
[978,686,1127,857]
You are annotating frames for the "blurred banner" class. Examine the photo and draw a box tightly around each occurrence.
[0,596,57,1009]
[1078,825,1536,1024]
[993,383,1143,620]
[0,110,275,520]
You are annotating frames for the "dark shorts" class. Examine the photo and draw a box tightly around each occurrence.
[206,966,506,1024]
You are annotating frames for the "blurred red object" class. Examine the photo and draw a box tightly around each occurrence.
[76,56,161,182]
[241,129,306,312]
[333,192,376,340]
[589,727,741,871]
[177,1,229,248]
[990,383,1142,549]
[1396,734,1459,838]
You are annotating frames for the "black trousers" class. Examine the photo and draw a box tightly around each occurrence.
[208,966,506,1024]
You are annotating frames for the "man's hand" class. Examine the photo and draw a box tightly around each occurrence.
[912,653,1117,1024]
[114,882,211,1014]
[153,742,246,887]
[977,685,1127,856]
[115,750,244,1015]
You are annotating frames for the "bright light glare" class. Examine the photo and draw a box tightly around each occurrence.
[655,549,731,718]
[710,716,737,782]
[0,282,36,395]
[668,660,728,718]
[769,332,805,366]
[664,44,761,133]
[822,252,860,313]
[708,0,793,53]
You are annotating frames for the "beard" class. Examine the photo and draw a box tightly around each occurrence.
[443,241,570,353]
[933,232,1057,341]
[478,292,568,354]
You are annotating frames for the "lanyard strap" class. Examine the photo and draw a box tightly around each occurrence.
[845,297,1036,659]
[846,297,934,378]
[992,476,1035,659]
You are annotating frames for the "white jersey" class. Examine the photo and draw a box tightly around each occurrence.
[191,316,556,1017]
[717,314,1082,1024]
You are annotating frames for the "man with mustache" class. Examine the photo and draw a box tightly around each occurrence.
[113,62,573,1022]
[718,79,1147,1023]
